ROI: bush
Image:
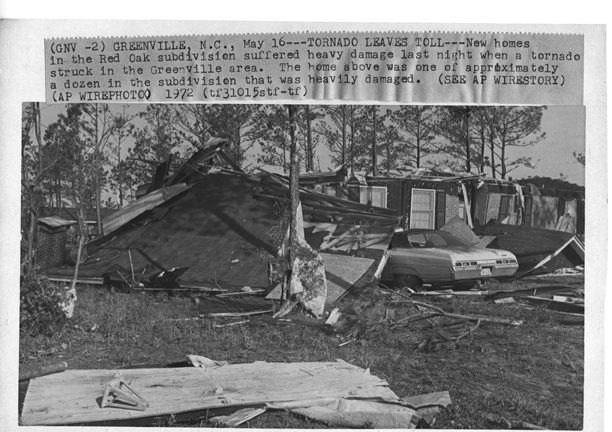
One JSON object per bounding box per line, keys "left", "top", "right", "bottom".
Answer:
{"left": 20, "top": 267, "right": 67, "bottom": 336}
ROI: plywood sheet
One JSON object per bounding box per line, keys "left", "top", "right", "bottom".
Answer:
{"left": 266, "top": 254, "right": 375, "bottom": 304}
{"left": 321, "top": 253, "right": 375, "bottom": 303}
{"left": 21, "top": 361, "right": 399, "bottom": 425}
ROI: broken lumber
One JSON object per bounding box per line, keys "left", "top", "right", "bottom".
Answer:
{"left": 209, "top": 407, "right": 266, "bottom": 427}
{"left": 380, "top": 290, "right": 524, "bottom": 326}
{"left": 411, "top": 290, "right": 489, "bottom": 297}
{"left": 19, "top": 361, "right": 68, "bottom": 382}
{"left": 319, "top": 226, "right": 360, "bottom": 250}
{"left": 411, "top": 301, "right": 523, "bottom": 326}
{"left": 20, "top": 361, "right": 405, "bottom": 426}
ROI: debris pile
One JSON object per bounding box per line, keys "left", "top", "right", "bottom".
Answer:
{"left": 472, "top": 221, "right": 585, "bottom": 276}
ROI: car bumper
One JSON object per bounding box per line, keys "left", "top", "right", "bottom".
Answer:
{"left": 451, "top": 264, "right": 518, "bottom": 281}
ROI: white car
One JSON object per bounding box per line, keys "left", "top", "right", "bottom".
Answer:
{"left": 381, "top": 229, "right": 519, "bottom": 291}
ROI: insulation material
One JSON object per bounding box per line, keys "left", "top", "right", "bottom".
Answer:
{"left": 58, "top": 287, "right": 77, "bottom": 319}
{"left": 268, "top": 391, "right": 451, "bottom": 429}
{"left": 290, "top": 235, "right": 327, "bottom": 318}
{"left": 555, "top": 214, "right": 576, "bottom": 233}
{"left": 269, "top": 397, "right": 421, "bottom": 428}
{"left": 531, "top": 195, "right": 561, "bottom": 230}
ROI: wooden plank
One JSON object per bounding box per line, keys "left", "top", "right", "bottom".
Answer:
{"left": 217, "top": 149, "right": 245, "bottom": 173}
{"left": 304, "top": 208, "right": 398, "bottom": 223}
{"left": 166, "top": 137, "right": 227, "bottom": 185}
{"left": 320, "top": 226, "right": 360, "bottom": 250}
{"left": 19, "top": 362, "right": 68, "bottom": 381}
{"left": 102, "top": 183, "right": 192, "bottom": 235}
{"left": 21, "top": 362, "right": 399, "bottom": 425}
{"left": 303, "top": 202, "right": 398, "bottom": 219}
{"left": 257, "top": 171, "right": 397, "bottom": 215}
{"left": 47, "top": 276, "right": 104, "bottom": 285}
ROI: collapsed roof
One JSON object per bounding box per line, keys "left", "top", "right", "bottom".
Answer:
{"left": 46, "top": 138, "right": 400, "bottom": 299}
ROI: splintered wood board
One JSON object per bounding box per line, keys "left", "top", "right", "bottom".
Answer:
{"left": 21, "top": 361, "right": 398, "bottom": 425}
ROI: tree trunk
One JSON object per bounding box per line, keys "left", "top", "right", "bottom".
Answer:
{"left": 288, "top": 105, "right": 300, "bottom": 253}
{"left": 350, "top": 106, "right": 355, "bottom": 176}
{"left": 287, "top": 105, "right": 300, "bottom": 299}
{"left": 118, "top": 141, "right": 124, "bottom": 207}
{"left": 341, "top": 106, "right": 346, "bottom": 166}
{"left": 305, "top": 105, "right": 313, "bottom": 172}
{"left": 94, "top": 105, "right": 103, "bottom": 236}
{"left": 500, "top": 142, "right": 507, "bottom": 179}
{"left": 27, "top": 102, "right": 44, "bottom": 269}
{"left": 372, "top": 106, "right": 377, "bottom": 177}
{"left": 489, "top": 125, "right": 497, "bottom": 179}
{"left": 464, "top": 108, "right": 471, "bottom": 173}
{"left": 26, "top": 196, "right": 37, "bottom": 270}
{"left": 71, "top": 205, "right": 88, "bottom": 291}
{"left": 416, "top": 121, "right": 421, "bottom": 168}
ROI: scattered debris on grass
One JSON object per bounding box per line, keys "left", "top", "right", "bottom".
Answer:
{"left": 487, "top": 285, "right": 584, "bottom": 314}
{"left": 486, "top": 414, "right": 550, "bottom": 430}
{"left": 324, "top": 286, "right": 524, "bottom": 352}
{"left": 198, "top": 295, "right": 274, "bottom": 318}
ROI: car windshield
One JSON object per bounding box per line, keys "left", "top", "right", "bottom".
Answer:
{"left": 401, "top": 231, "right": 469, "bottom": 248}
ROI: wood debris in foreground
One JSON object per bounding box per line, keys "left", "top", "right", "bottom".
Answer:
{"left": 20, "top": 360, "right": 450, "bottom": 428}
{"left": 19, "top": 361, "right": 68, "bottom": 382}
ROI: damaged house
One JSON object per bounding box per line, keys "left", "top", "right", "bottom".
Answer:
{"left": 362, "top": 171, "right": 584, "bottom": 236}
{"left": 41, "top": 138, "right": 399, "bottom": 306}
{"left": 296, "top": 168, "right": 584, "bottom": 277}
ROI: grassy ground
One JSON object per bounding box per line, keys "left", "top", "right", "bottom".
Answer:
{"left": 19, "top": 275, "right": 584, "bottom": 429}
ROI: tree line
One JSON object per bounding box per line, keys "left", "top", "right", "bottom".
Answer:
{"left": 21, "top": 103, "right": 546, "bottom": 268}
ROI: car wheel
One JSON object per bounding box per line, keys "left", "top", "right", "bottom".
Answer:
{"left": 393, "top": 274, "right": 424, "bottom": 292}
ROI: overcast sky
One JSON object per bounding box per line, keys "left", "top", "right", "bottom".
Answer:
{"left": 33, "top": 103, "right": 586, "bottom": 187}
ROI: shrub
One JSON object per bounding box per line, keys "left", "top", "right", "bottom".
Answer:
{"left": 20, "top": 267, "right": 67, "bottom": 336}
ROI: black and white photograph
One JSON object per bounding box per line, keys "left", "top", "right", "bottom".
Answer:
{"left": 0, "top": 16, "right": 606, "bottom": 432}
{"left": 17, "top": 102, "right": 586, "bottom": 428}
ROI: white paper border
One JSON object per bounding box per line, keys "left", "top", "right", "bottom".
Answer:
{"left": 0, "top": 19, "right": 607, "bottom": 432}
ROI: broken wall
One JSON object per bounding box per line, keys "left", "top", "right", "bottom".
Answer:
{"left": 532, "top": 195, "right": 561, "bottom": 230}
